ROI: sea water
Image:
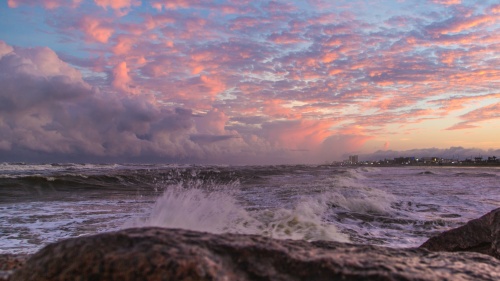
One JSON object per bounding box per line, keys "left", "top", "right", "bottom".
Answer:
{"left": 1, "top": 163, "right": 499, "bottom": 254}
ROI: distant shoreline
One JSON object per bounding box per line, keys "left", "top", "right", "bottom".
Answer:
{"left": 329, "top": 163, "right": 500, "bottom": 167}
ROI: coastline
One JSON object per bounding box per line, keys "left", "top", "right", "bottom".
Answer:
{"left": 329, "top": 162, "right": 500, "bottom": 168}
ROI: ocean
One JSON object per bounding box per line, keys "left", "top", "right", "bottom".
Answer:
{"left": 1, "top": 163, "right": 499, "bottom": 255}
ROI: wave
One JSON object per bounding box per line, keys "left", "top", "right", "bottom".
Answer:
{"left": 415, "top": 170, "right": 500, "bottom": 178}
{"left": 417, "top": 171, "right": 437, "bottom": 175}
{"left": 0, "top": 166, "right": 251, "bottom": 194}
{"left": 125, "top": 166, "right": 396, "bottom": 244}
{"left": 126, "top": 183, "right": 350, "bottom": 242}
{"left": 453, "top": 172, "right": 499, "bottom": 178}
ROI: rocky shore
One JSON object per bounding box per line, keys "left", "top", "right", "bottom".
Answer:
{"left": 420, "top": 207, "right": 500, "bottom": 258}
{"left": 0, "top": 254, "right": 28, "bottom": 281}
{"left": 4, "top": 208, "right": 500, "bottom": 281}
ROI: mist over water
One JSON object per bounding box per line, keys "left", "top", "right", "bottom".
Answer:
{"left": 1, "top": 163, "right": 499, "bottom": 254}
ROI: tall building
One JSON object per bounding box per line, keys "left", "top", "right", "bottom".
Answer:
{"left": 349, "top": 155, "right": 358, "bottom": 164}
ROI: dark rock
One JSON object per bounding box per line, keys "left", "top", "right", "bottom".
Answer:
{"left": 12, "top": 227, "right": 500, "bottom": 281}
{"left": 0, "top": 254, "right": 28, "bottom": 281}
{"left": 420, "top": 208, "right": 500, "bottom": 259}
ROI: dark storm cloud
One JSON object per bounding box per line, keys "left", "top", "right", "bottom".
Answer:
{"left": 0, "top": 42, "right": 200, "bottom": 161}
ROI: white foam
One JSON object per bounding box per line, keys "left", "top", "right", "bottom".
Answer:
{"left": 0, "top": 198, "right": 151, "bottom": 254}
{"left": 127, "top": 183, "right": 350, "bottom": 242}
{"left": 127, "top": 185, "right": 252, "bottom": 233}
{"left": 253, "top": 196, "right": 350, "bottom": 242}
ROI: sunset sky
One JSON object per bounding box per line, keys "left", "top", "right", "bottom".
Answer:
{"left": 1, "top": 0, "right": 500, "bottom": 164}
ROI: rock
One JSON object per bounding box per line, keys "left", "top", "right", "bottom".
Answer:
{"left": 12, "top": 227, "right": 500, "bottom": 281}
{"left": 0, "top": 254, "right": 28, "bottom": 281}
{"left": 420, "top": 208, "right": 500, "bottom": 259}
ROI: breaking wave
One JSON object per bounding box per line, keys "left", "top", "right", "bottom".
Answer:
{"left": 126, "top": 182, "right": 350, "bottom": 242}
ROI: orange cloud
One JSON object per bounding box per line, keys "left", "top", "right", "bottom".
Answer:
{"left": 383, "top": 141, "right": 390, "bottom": 150}
{"left": 262, "top": 99, "right": 301, "bottom": 119}
{"left": 430, "top": 94, "right": 500, "bottom": 113}
{"left": 431, "top": 0, "right": 461, "bottom": 5}
{"left": 489, "top": 4, "right": 500, "bottom": 14}
{"left": 263, "top": 119, "right": 336, "bottom": 149}
{"left": 446, "top": 102, "right": 500, "bottom": 130}
{"left": 439, "top": 50, "right": 464, "bottom": 65}
{"left": 321, "top": 52, "right": 338, "bottom": 64}
{"left": 433, "top": 15, "right": 496, "bottom": 35}
{"left": 446, "top": 122, "right": 478, "bottom": 130}
{"left": 461, "top": 102, "right": 500, "bottom": 121}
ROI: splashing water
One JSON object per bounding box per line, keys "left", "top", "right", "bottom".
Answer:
{"left": 127, "top": 182, "right": 349, "bottom": 242}
{"left": 127, "top": 184, "right": 253, "bottom": 234}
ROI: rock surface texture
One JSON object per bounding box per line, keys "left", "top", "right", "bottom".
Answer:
{"left": 12, "top": 227, "right": 500, "bottom": 281}
{"left": 420, "top": 207, "right": 500, "bottom": 259}
{"left": 0, "top": 254, "right": 28, "bottom": 281}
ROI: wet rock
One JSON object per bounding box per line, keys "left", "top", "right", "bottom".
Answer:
{"left": 12, "top": 227, "right": 500, "bottom": 281}
{"left": 420, "top": 208, "right": 500, "bottom": 259}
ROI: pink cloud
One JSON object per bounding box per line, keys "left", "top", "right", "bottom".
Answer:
{"left": 431, "top": 0, "right": 461, "bottom": 5}
{"left": 430, "top": 94, "right": 500, "bottom": 113}
{"left": 79, "top": 16, "right": 114, "bottom": 43}
{"left": 6, "top": 1, "right": 500, "bottom": 162}
{"left": 268, "top": 32, "right": 305, "bottom": 45}
{"left": 446, "top": 102, "right": 500, "bottom": 130}
{"left": 262, "top": 99, "right": 301, "bottom": 119}
{"left": 489, "top": 4, "right": 500, "bottom": 14}
{"left": 429, "top": 15, "right": 496, "bottom": 35}
{"left": 94, "top": 0, "right": 139, "bottom": 10}
{"left": 143, "top": 14, "right": 176, "bottom": 30}
{"left": 0, "top": 41, "right": 14, "bottom": 57}
{"left": 261, "top": 119, "right": 338, "bottom": 151}
{"left": 194, "top": 109, "right": 228, "bottom": 135}
{"left": 383, "top": 141, "right": 390, "bottom": 150}
{"left": 8, "top": 0, "right": 81, "bottom": 9}
{"left": 150, "top": 0, "right": 202, "bottom": 10}
{"left": 445, "top": 122, "right": 478, "bottom": 130}
{"left": 112, "top": 61, "right": 132, "bottom": 92}
{"left": 112, "top": 36, "right": 135, "bottom": 55}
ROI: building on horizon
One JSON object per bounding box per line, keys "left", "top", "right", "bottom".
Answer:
{"left": 349, "top": 155, "right": 358, "bottom": 164}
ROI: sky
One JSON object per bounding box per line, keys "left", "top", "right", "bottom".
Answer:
{"left": 0, "top": 0, "right": 500, "bottom": 164}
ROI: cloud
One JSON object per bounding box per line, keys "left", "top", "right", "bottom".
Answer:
{"left": 7, "top": 0, "right": 81, "bottom": 9}
{"left": 94, "top": 0, "right": 140, "bottom": 11}
{"left": 0, "top": 41, "right": 14, "bottom": 57}
{"left": 446, "top": 102, "right": 500, "bottom": 130}
{"left": 489, "top": 4, "right": 500, "bottom": 14}
{"left": 112, "top": 61, "right": 132, "bottom": 92}
{"left": 431, "top": 0, "right": 461, "bottom": 6}
{"left": 427, "top": 15, "right": 496, "bottom": 35}
{"left": 5, "top": 1, "right": 500, "bottom": 163}
{"left": 189, "top": 134, "right": 237, "bottom": 145}
{"left": 0, "top": 42, "right": 200, "bottom": 161}
{"left": 79, "top": 16, "right": 114, "bottom": 43}
{"left": 268, "top": 32, "right": 306, "bottom": 44}
{"left": 0, "top": 42, "right": 350, "bottom": 164}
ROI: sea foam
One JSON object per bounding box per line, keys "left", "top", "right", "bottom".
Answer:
{"left": 126, "top": 181, "right": 349, "bottom": 242}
